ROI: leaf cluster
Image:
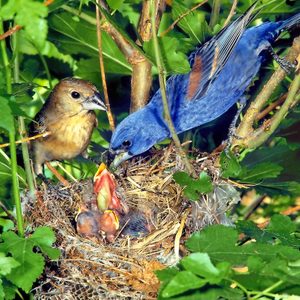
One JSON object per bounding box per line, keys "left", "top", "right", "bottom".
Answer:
{"left": 0, "top": 226, "right": 60, "bottom": 299}
{"left": 157, "top": 214, "right": 300, "bottom": 299}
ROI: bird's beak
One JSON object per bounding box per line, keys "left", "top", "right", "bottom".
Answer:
{"left": 111, "top": 150, "right": 133, "bottom": 168}
{"left": 83, "top": 92, "right": 107, "bottom": 111}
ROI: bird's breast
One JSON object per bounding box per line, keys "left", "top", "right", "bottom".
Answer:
{"left": 39, "top": 111, "right": 96, "bottom": 161}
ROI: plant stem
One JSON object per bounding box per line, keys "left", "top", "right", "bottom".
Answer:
{"left": 209, "top": 0, "right": 221, "bottom": 28}
{"left": 252, "top": 280, "right": 284, "bottom": 300}
{"left": 1, "top": 18, "right": 24, "bottom": 236}
{"left": 9, "top": 130, "right": 24, "bottom": 236}
{"left": 150, "top": 0, "right": 195, "bottom": 176}
{"left": 0, "top": 21, "right": 12, "bottom": 94}
{"left": 233, "top": 36, "right": 300, "bottom": 150}
{"left": 248, "top": 71, "right": 300, "bottom": 148}
{"left": 13, "top": 33, "right": 36, "bottom": 196}
{"left": 39, "top": 52, "right": 52, "bottom": 89}
{"left": 95, "top": 0, "right": 115, "bottom": 131}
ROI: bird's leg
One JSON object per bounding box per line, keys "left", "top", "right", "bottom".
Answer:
{"left": 225, "top": 97, "right": 247, "bottom": 152}
{"left": 36, "top": 173, "right": 52, "bottom": 186}
{"left": 268, "top": 46, "right": 297, "bottom": 73}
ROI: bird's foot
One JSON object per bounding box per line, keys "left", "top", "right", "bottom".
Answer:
{"left": 268, "top": 46, "right": 297, "bottom": 73}
{"left": 225, "top": 99, "right": 247, "bottom": 152}
{"left": 36, "top": 174, "right": 52, "bottom": 186}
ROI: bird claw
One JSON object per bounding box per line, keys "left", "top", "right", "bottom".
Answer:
{"left": 36, "top": 174, "right": 52, "bottom": 186}
{"left": 268, "top": 46, "right": 296, "bottom": 73}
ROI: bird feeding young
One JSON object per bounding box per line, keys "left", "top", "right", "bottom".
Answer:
{"left": 110, "top": 6, "right": 300, "bottom": 167}
{"left": 30, "top": 78, "right": 107, "bottom": 175}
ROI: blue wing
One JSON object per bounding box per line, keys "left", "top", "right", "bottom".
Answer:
{"left": 185, "top": 2, "right": 257, "bottom": 100}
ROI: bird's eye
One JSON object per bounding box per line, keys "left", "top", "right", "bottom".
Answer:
{"left": 71, "top": 91, "right": 81, "bottom": 99}
{"left": 122, "top": 140, "right": 132, "bottom": 148}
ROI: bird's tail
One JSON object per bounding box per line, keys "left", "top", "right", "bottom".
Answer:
{"left": 276, "top": 12, "right": 300, "bottom": 34}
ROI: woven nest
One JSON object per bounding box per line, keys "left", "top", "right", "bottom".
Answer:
{"left": 24, "top": 146, "right": 241, "bottom": 299}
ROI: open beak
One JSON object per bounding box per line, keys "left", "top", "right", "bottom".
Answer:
{"left": 110, "top": 150, "right": 133, "bottom": 168}
{"left": 83, "top": 91, "right": 107, "bottom": 111}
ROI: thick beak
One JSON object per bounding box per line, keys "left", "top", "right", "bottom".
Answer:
{"left": 83, "top": 91, "right": 107, "bottom": 111}
{"left": 110, "top": 150, "right": 133, "bottom": 168}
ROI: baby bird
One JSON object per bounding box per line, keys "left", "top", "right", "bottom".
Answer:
{"left": 30, "top": 78, "right": 106, "bottom": 174}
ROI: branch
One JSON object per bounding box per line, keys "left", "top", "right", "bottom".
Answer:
{"left": 96, "top": 0, "right": 115, "bottom": 131}
{"left": 0, "top": 25, "right": 22, "bottom": 41}
{"left": 256, "top": 93, "right": 287, "bottom": 121}
{"left": 160, "top": 0, "right": 208, "bottom": 37}
{"left": 232, "top": 36, "right": 300, "bottom": 150}
{"left": 223, "top": 0, "right": 238, "bottom": 28}
{"left": 63, "top": 3, "right": 155, "bottom": 113}
{"left": 150, "top": 0, "right": 195, "bottom": 176}
{"left": 131, "top": 1, "right": 156, "bottom": 112}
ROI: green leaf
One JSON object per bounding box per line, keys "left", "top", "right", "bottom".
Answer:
{"left": 186, "top": 225, "right": 300, "bottom": 266}
{"left": 196, "top": 172, "right": 213, "bottom": 194}
{"left": 220, "top": 151, "right": 242, "bottom": 178}
{"left": 155, "top": 267, "right": 180, "bottom": 281}
{"left": 48, "top": 12, "right": 132, "bottom": 75}
{"left": 0, "top": 97, "right": 15, "bottom": 134}
{"left": 181, "top": 253, "right": 222, "bottom": 283}
{"left": 171, "top": 0, "right": 209, "bottom": 45}
{"left": 0, "top": 0, "right": 48, "bottom": 50}
{"left": 1, "top": 231, "right": 45, "bottom": 293}
{"left": 173, "top": 171, "right": 191, "bottom": 186}
{"left": 30, "top": 227, "right": 60, "bottom": 260}
{"left": 0, "top": 227, "right": 59, "bottom": 293}
{"left": 144, "top": 36, "right": 190, "bottom": 74}
{"left": 0, "top": 218, "right": 14, "bottom": 232}
{"left": 162, "top": 271, "right": 207, "bottom": 298}
{"left": 173, "top": 171, "right": 213, "bottom": 200}
{"left": 239, "top": 162, "right": 283, "bottom": 183}
{"left": 0, "top": 253, "right": 20, "bottom": 276}
{"left": 107, "top": 0, "right": 125, "bottom": 10}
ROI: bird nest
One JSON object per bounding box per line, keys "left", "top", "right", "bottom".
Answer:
{"left": 25, "top": 146, "right": 240, "bottom": 299}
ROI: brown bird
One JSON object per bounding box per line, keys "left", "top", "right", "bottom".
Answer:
{"left": 30, "top": 78, "right": 106, "bottom": 174}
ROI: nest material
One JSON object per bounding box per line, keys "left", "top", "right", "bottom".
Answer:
{"left": 25, "top": 147, "right": 240, "bottom": 299}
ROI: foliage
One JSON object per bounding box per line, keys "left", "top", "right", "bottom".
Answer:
{"left": 173, "top": 171, "right": 213, "bottom": 200}
{"left": 0, "top": 226, "right": 60, "bottom": 299}
{"left": 157, "top": 214, "right": 300, "bottom": 299}
{"left": 0, "top": 0, "right": 299, "bottom": 298}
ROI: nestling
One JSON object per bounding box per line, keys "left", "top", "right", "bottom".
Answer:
{"left": 30, "top": 78, "right": 106, "bottom": 174}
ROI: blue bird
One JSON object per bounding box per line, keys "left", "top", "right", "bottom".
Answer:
{"left": 110, "top": 5, "right": 300, "bottom": 166}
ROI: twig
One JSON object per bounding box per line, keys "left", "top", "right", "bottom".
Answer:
{"left": 243, "top": 194, "right": 267, "bottom": 220}
{"left": 160, "top": 0, "right": 208, "bottom": 37}
{"left": 223, "top": 0, "right": 238, "bottom": 28}
{"left": 45, "top": 162, "right": 70, "bottom": 187}
{"left": 96, "top": 0, "right": 115, "bottom": 131}
{"left": 233, "top": 36, "right": 300, "bottom": 150}
{"left": 174, "top": 209, "right": 190, "bottom": 260}
{"left": 256, "top": 93, "right": 287, "bottom": 121}
{"left": 0, "top": 25, "right": 22, "bottom": 41}
{"left": 0, "top": 202, "right": 16, "bottom": 223}
{"left": 150, "top": 0, "right": 196, "bottom": 177}
{"left": 0, "top": 132, "right": 51, "bottom": 148}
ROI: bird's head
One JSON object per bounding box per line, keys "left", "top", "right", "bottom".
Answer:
{"left": 110, "top": 107, "right": 169, "bottom": 167}
{"left": 51, "top": 78, "right": 106, "bottom": 115}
